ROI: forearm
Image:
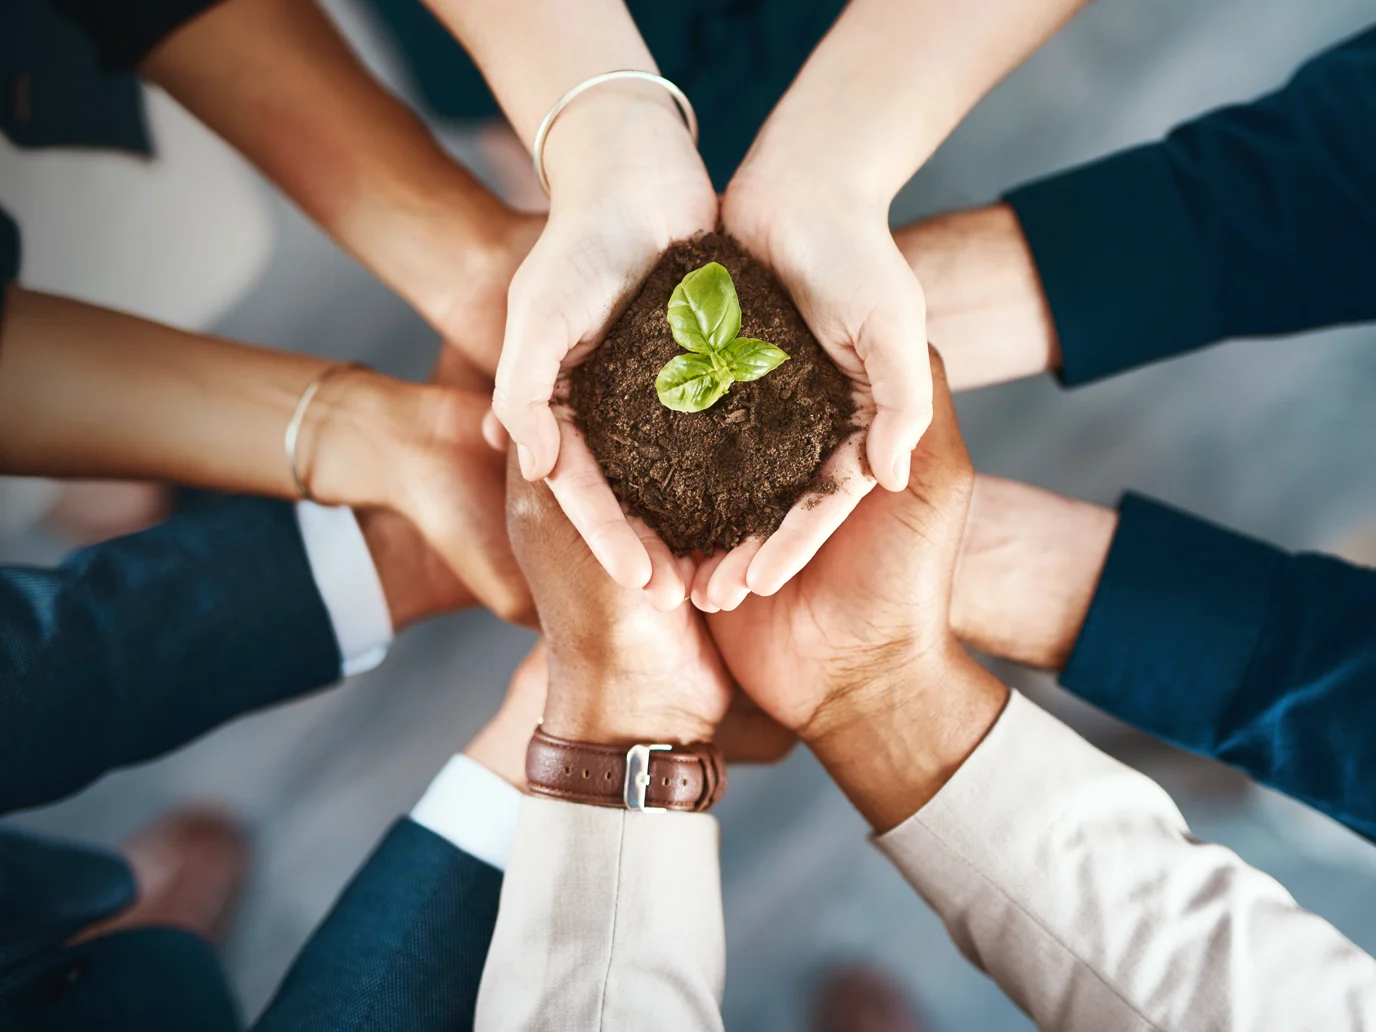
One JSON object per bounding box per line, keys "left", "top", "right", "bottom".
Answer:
{"left": 806, "top": 647, "right": 1010, "bottom": 833}
{"left": 425, "top": 0, "right": 693, "bottom": 191}
{"left": 739, "top": 0, "right": 1088, "bottom": 204}
{"left": 1004, "top": 26, "right": 1376, "bottom": 385}
{"left": 896, "top": 205, "right": 1060, "bottom": 390}
{"left": 0, "top": 286, "right": 413, "bottom": 510}
{"left": 422, "top": 0, "right": 657, "bottom": 144}
{"left": 950, "top": 475, "right": 1115, "bottom": 669}
{"left": 870, "top": 689, "right": 1376, "bottom": 1031}
{"left": 140, "top": 0, "right": 509, "bottom": 314}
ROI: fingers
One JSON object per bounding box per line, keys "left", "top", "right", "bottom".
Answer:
{"left": 699, "top": 537, "right": 763, "bottom": 612}
{"left": 542, "top": 420, "right": 654, "bottom": 590}
{"left": 913, "top": 345, "right": 966, "bottom": 465}
{"left": 482, "top": 409, "right": 509, "bottom": 452}
{"left": 689, "top": 551, "right": 729, "bottom": 612}
{"left": 629, "top": 515, "right": 689, "bottom": 611}
{"left": 744, "top": 434, "right": 877, "bottom": 596}
{"left": 856, "top": 279, "right": 934, "bottom": 492}
{"left": 492, "top": 299, "right": 567, "bottom": 481}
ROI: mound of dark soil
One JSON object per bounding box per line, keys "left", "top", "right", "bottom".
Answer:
{"left": 570, "top": 233, "right": 855, "bottom": 555}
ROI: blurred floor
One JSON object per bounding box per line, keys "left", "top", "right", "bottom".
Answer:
{"left": 5, "top": 0, "right": 1376, "bottom": 1029}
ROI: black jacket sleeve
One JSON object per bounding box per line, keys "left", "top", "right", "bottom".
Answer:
{"left": 47, "top": 0, "right": 225, "bottom": 71}
{"left": 1005, "top": 24, "right": 1376, "bottom": 385}
{"left": 0, "top": 497, "right": 342, "bottom": 815}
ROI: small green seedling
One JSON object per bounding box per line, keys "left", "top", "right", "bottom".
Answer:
{"left": 655, "top": 262, "right": 790, "bottom": 413}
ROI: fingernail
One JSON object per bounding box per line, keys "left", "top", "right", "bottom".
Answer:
{"left": 892, "top": 453, "right": 909, "bottom": 488}
{"left": 517, "top": 444, "right": 537, "bottom": 479}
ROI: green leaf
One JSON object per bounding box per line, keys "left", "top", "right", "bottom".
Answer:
{"left": 722, "top": 337, "right": 790, "bottom": 382}
{"left": 666, "top": 262, "right": 741, "bottom": 354}
{"left": 655, "top": 353, "right": 732, "bottom": 412}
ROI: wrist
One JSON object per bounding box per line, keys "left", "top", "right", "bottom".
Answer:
{"left": 805, "top": 645, "right": 1009, "bottom": 833}
{"left": 895, "top": 203, "right": 1060, "bottom": 390}
{"left": 356, "top": 507, "right": 472, "bottom": 631}
{"left": 362, "top": 171, "right": 526, "bottom": 329}
{"left": 951, "top": 476, "right": 1116, "bottom": 670}
{"left": 303, "top": 369, "right": 424, "bottom": 513}
{"left": 541, "top": 663, "right": 718, "bottom": 747}
{"left": 542, "top": 88, "right": 705, "bottom": 201}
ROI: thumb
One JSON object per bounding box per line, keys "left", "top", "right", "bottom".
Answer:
{"left": 492, "top": 301, "right": 566, "bottom": 481}
{"left": 857, "top": 265, "right": 934, "bottom": 493}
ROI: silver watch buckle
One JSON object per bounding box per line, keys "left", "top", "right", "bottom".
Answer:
{"left": 623, "top": 744, "right": 672, "bottom": 813}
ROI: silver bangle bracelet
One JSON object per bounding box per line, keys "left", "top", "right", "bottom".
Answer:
{"left": 284, "top": 362, "right": 365, "bottom": 503}
{"left": 531, "top": 69, "right": 699, "bottom": 196}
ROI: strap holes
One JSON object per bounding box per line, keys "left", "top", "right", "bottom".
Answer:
{"left": 662, "top": 777, "right": 670, "bottom": 785}
{"left": 604, "top": 770, "right": 613, "bottom": 779}
{"left": 564, "top": 766, "right": 571, "bottom": 775}
{"left": 682, "top": 779, "right": 688, "bottom": 786}
{"left": 582, "top": 769, "right": 590, "bottom": 778}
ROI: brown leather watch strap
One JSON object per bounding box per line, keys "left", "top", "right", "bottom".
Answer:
{"left": 526, "top": 730, "right": 727, "bottom": 812}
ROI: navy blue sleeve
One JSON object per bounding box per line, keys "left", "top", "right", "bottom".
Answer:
{"left": 253, "top": 819, "right": 502, "bottom": 1032}
{"left": 1006, "top": 25, "right": 1376, "bottom": 386}
{"left": 46, "top": 0, "right": 225, "bottom": 71}
{"left": 0, "top": 497, "right": 342, "bottom": 815}
{"left": 1061, "top": 494, "right": 1376, "bottom": 842}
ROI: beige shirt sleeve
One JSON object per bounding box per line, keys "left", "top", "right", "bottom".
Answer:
{"left": 474, "top": 794, "right": 725, "bottom": 1032}
{"left": 876, "top": 690, "right": 1376, "bottom": 1032}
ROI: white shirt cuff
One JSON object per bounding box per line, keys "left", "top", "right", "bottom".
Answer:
{"left": 411, "top": 754, "right": 524, "bottom": 872}
{"left": 296, "top": 501, "right": 393, "bottom": 677}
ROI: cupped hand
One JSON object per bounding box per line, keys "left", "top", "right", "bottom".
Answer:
{"left": 493, "top": 97, "right": 717, "bottom": 604}
{"left": 506, "top": 446, "right": 732, "bottom": 747}
{"left": 707, "top": 348, "right": 966, "bottom": 738}
{"left": 700, "top": 175, "right": 934, "bottom": 609}
{"left": 315, "top": 378, "right": 532, "bottom": 626}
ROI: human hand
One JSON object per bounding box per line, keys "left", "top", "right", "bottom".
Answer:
{"left": 412, "top": 205, "right": 543, "bottom": 380}
{"left": 709, "top": 349, "right": 1007, "bottom": 830}
{"left": 892, "top": 203, "right": 1060, "bottom": 391}
{"left": 952, "top": 475, "right": 1115, "bottom": 670}
{"left": 701, "top": 171, "right": 933, "bottom": 608}
{"left": 506, "top": 446, "right": 731, "bottom": 747}
{"left": 492, "top": 90, "right": 717, "bottom": 603}
{"left": 308, "top": 372, "right": 532, "bottom": 626}
{"left": 465, "top": 640, "right": 550, "bottom": 789}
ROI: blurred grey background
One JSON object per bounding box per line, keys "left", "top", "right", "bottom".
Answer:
{"left": 4, "top": 0, "right": 1376, "bottom": 1028}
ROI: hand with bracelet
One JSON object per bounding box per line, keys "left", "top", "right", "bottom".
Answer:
{"left": 0, "top": 285, "right": 530, "bottom": 625}
{"left": 430, "top": 1, "right": 717, "bottom": 607}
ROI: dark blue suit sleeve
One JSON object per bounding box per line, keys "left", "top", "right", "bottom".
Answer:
{"left": 0, "top": 497, "right": 342, "bottom": 815}
{"left": 1006, "top": 25, "right": 1376, "bottom": 385}
{"left": 253, "top": 819, "right": 502, "bottom": 1032}
{"left": 1061, "top": 494, "right": 1376, "bottom": 842}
